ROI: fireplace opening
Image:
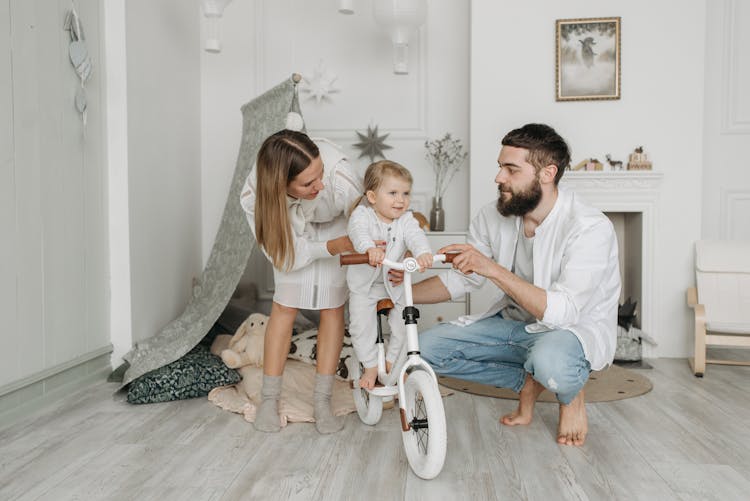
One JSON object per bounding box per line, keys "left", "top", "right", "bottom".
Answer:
{"left": 607, "top": 212, "right": 643, "bottom": 328}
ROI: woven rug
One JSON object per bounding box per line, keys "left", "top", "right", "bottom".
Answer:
{"left": 438, "top": 364, "right": 652, "bottom": 402}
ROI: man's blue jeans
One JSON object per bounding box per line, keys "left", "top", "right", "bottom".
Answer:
{"left": 420, "top": 312, "right": 590, "bottom": 404}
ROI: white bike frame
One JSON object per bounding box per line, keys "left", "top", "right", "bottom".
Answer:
{"left": 387, "top": 256, "right": 442, "bottom": 418}
{"left": 342, "top": 252, "right": 452, "bottom": 479}
{"left": 346, "top": 254, "right": 451, "bottom": 425}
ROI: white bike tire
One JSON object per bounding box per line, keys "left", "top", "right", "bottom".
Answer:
{"left": 351, "top": 356, "right": 383, "bottom": 425}
{"left": 401, "top": 370, "right": 447, "bottom": 479}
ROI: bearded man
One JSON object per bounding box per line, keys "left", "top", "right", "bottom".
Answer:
{"left": 411, "top": 123, "right": 621, "bottom": 446}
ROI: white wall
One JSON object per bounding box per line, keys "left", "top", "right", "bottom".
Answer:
{"left": 104, "top": 0, "right": 131, "bottom": 365}
{"left": 470, "top": 0, "right": 707, "bottom": 357}
{"left": 200, "top": 0, "right": 470, "bottom": 267}
{"left": 701, "top": 0, "right": 750, "bottom": 241}
{"left": 0, "top": 0, "right": 109, "bottom": 391}
{"left": 114, "top": 0, "right": 745, "bottom": 361}
{"left": 125, "top": 0, "right": 203, "bottom": 344}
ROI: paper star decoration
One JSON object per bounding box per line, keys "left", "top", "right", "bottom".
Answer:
{"left": 300, "top": 62, "right": 340, "bottom": 104}
{"left": 353, "top": 125, "right": 393, "bottom": 162}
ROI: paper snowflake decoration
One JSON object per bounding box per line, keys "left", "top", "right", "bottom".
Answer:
{"left": 353, "top": 125, "right": 392, "bottom": 163}
{"left": 300, "top": 62, "right": 340, "bottom": 104}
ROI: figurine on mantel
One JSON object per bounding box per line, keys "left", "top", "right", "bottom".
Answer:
{"left": 605, "top": 154, "right": 624, "bottom": 170}
{"left": 571, "top": 158, "right": 603, "bottom": 171}
{"left": 627, "top": 146, "right": 653, "bottom": 170}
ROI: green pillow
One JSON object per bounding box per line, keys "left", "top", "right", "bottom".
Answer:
{"left": 127, "top": 344, "right": 241, "bottom": 404}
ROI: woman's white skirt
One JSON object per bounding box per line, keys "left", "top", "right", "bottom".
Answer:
{"left": 272, "top": 215, "right": 349, "bottom": 310}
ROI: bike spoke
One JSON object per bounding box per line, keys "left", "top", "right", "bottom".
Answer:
{"left": 411, "top": 394, "right": 429, "bottom": 453}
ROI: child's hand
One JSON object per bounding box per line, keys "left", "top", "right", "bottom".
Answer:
{"left": 416, "top": 252, "right": 433, "bottom": 272}
{"left": 366, "top": 247, "right": 385, "bottom": 267}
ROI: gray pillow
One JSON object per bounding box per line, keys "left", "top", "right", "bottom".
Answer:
{"left": 127, "top": 344, "right": 241, "bottom": 404}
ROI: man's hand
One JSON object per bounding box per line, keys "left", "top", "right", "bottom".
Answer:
{"left": 439, "top": 243, "right": 497, "bottom": 278}
{"left": 387, "top": 269, "right": 404, "bottom": 285}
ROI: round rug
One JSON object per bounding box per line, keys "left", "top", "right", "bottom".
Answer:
{"left": 438, "top": 364, "right": 652, "bottom": 403}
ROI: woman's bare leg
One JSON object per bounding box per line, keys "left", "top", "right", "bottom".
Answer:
{"left": 262, "top": 302, "right": 298, "bottom": 376}
{"left": 315, "top": 305, "right": 345, "bottom": 374}
{"left": 254, "top": 302, "right": 298, "bottom": 433}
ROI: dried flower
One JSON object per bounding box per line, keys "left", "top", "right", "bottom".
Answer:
{"left": 425, "top": 133, "right": 468, "bottom": 199}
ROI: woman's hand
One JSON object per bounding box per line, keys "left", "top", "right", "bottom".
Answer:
{"left": 327, "top": 236, "right": 354, "bottom": 255}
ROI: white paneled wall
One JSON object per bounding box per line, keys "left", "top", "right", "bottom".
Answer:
{"left": 125, "top": 0, "right": 202, "bottom": 346}
{"left": 0, "top": 1, "right": 109, "bottom": 400}
{"left": 200, "top": 0, "right": 470, "bottom": 270}
{"left": 0, "top": 0, "right": 15, "bottom": 387}
{"left": 703, "top": 0, "right": 750, "bottom": 241}
{"left": 470, "top": 0, "right": 707, "bottom": 358}
{"left": 2, "top": 1, "right": 744, "bottom": 423}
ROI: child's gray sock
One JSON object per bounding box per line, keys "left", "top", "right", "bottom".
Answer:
{"left": 314, "top": 373, "right": 344, "bottom": 434}
{"left": 254, "top": 375, "right": 282, "bottom": 433}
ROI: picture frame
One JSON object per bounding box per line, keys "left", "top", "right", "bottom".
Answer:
{"left": 556, "top": 17, "right": 621, "bottom": 101}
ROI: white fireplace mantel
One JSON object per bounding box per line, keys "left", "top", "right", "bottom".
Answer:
{"left": 560, "top": 171, "right": 663, "bottom": 204}
{"left": 560, "top": 170, "right": 664, "bottom": 356}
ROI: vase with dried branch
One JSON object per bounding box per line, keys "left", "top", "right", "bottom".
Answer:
{"left": 424, "top": 133, "right": 468, "bottom": 231}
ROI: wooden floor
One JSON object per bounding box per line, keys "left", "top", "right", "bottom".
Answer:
{"left": 2, "top": 358, "right": 750, "bottom": 501}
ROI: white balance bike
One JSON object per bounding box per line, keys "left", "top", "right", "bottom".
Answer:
{"left": 340, "top": 253, "right": 456, "bottom": 480}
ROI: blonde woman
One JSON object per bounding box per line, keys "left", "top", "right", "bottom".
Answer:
{"left": 240, "top": 130, "right": 362, "bottom": 433}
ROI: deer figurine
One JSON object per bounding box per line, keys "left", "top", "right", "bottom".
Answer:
{"left": 605, "top": 154, "right": 623, "bottom": 170}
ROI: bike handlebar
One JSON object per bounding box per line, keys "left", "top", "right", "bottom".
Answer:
{"left": 340, "top": 253, "right": 458, "bottom": 267}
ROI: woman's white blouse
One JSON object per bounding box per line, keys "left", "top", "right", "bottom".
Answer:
{"left": 240, "top": 138, "right": 362, "bottom": 309}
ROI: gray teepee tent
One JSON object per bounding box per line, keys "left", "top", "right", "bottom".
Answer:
{"left": 120, "top": 76, "right": 299, "bottom": 387}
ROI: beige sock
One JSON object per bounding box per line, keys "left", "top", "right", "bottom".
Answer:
{"left": 254, "top": 375, "right": 282, "bottom": 433}
{"left": 313, "top": 373, "right": 344, "bottom": 434}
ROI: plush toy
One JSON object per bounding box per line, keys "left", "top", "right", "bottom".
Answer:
{"left": 220, "top": 313, "right": 269, "bottom": 369}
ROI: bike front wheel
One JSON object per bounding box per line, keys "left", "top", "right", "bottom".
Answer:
{"left": 401, "top": 370, "right": 447, "bottom": 479}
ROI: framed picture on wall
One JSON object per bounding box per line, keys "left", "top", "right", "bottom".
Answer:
{"left": 556, "top": 17, "right": 621, "bottom": 101}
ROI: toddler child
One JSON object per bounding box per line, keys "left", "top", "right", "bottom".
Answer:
{"left": 347, "top": 160, "right": 432, "bottom": 390}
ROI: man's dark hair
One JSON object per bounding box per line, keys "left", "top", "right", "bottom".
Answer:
{"left": 501, "top": 124, "right": 570, "bottom": 185}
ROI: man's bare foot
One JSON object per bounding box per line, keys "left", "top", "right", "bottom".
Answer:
{"left": 501, "top": 374, "right": 545, "bottom": 426}
{"left": 359, "top": 366, "right": 378, "bottom": 390}
{"left": 557, "top": 390, "right": 587, "bottom": 446}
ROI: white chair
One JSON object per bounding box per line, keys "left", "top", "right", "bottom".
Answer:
{"left": 688, "top": 240, "right": 750, "bottom": 377}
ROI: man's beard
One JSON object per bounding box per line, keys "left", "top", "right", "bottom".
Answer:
{"left": 496, "top": 177, "right": 542, "bottom": 217}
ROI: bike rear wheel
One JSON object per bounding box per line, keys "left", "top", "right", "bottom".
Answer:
{"left": 401, "top": 370, "right": 447, "bottom": 479}
{"left": 352, "top": 357, "right": 383, "bottom": 425}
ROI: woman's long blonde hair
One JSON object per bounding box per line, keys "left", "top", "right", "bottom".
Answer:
{"left": 255, "top": 130, "right": 319, "bottom": 271}
{"left": 350, "top": 160, "right": 413, "bottom": 214}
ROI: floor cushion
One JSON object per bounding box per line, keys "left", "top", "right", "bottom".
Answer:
{"left": 287, "top": 327, "right": 356, "bottom": 380}
{"left": 127, "top": 344, "right": 241, "bottom": 404}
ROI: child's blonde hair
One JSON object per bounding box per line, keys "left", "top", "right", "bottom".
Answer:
{"left": 350, "top": 160, "right": 414, "bottom": 213}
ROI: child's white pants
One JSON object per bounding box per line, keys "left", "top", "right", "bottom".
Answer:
{"left": 348, "top": 283, "right": 405, "bottom": 368}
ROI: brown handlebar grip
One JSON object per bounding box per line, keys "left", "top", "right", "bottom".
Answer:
{"left": 443, "top": 252, "right": 459, "bottom": 263}
{"left": 340, "top": 253, "right": 370, "bottom": 266}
